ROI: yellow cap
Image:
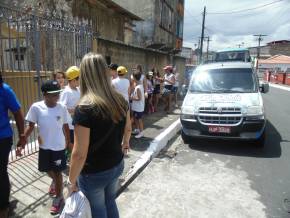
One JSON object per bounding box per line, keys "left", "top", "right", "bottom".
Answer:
{"left": 65, "top": 66, "right": 80, "bottom": 81}
{"left": 117, "top": 66, "right": 128, "bottom": 75}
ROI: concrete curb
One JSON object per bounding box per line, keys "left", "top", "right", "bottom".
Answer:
{"left": 117, "top": 119, "right": 181, "bottom": 196}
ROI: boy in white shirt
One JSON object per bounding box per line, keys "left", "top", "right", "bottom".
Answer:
{"left": 59, "top": 66, "right": 80, "bottom": 153}
{"left": 130, "top": 71, "right": 145, "bottom": 138}
{"left": 112, "top": 66, "right": 130, "bottom": 102}
{"left": 23, "top": 80, "right": 70, "bottom": 215}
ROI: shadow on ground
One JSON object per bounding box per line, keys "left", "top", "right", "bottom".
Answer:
{"left": 188, "top": 120, "right": 282, "bottom": 158}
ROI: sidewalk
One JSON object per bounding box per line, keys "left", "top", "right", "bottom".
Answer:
{"left": 8, "top": 104, "right": 181, "bottom": 218}
{"left": 268, "top": 82, "right": 290, "bottom": 92}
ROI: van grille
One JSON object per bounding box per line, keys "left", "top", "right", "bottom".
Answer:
{"left": 198, "top": 107, "right": 242, "bottom": 126}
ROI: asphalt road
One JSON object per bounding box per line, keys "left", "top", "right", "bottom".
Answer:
{"left": 118, "top": 86, "right": 290, "bottom": 218}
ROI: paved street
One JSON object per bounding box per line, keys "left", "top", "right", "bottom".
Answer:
{"left": 118, "top": 86, "right": 290, "bottom": 218}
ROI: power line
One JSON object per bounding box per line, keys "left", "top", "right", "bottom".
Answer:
{"left": 208, "top": 0, "right": 283, "bottom": 15}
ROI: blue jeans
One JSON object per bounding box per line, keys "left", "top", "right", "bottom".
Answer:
{"left": 78, "top": 159, "right": 124, "bottom": 218}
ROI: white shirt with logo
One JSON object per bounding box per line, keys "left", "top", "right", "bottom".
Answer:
{"left": 25, "top": 101, "right": 68, "bottom": 151}
{"left": 60, "top": 86, "right": 80, "bottom": 130}
{"left": 112, "top": 77, "right": 130, "bottom": 102}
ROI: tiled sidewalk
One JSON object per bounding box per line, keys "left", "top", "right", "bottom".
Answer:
{"left": 8, "top": 106, "right": 181, "bottom": 217}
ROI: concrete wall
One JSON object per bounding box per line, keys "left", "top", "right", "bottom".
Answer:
{"left": 270, "top": 44, "right": 290, "bottom": 57}
{"left": 95, "top": 38, "right": 185, "bottom": 82}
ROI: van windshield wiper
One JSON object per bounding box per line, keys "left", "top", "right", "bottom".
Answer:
{"left": 222, "top": 90, "right": 245, "bottom": 93}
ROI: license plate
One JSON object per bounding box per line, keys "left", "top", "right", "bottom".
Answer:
{"left": 208, "top": 126, "right": 231, "bottom": 134}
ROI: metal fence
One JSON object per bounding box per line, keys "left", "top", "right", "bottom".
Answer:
{"left": 0, "top": 4, "right": 95, "bottom": 162}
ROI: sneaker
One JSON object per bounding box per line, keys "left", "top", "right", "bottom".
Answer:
{"left": 132, "top": 129, "right": 140, "bottom": 135}
{"left": 50, "top": 197, "right": 64, "bottom": 215}
{"left": 135, "top": 132, "right": 144, "bottom": 139}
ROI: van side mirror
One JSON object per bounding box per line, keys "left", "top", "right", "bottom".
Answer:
{"left": 180, "top": 84, "right": 188, "bottom": 98}
{"left": 259, "top": 82, "right": 269, "bottom": 93}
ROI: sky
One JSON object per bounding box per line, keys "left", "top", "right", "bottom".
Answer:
{"left": 183, "top": 0, "right": 290, "bottom": 51}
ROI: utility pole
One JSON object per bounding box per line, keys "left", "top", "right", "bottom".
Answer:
{"left": 253, "top": 34, "right": 267, "bottom": 72}
{"left": 199, "top": 6, "right": 206, "bottom": 64}
{"left": 205, "top": 36, "right": 211, "bottom": 62}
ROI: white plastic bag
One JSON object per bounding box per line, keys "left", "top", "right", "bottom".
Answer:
{"left": 60, "top": 191, "right": 92, "bottom": 218}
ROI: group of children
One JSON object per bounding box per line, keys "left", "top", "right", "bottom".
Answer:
{"left": 16, "top": 62, "right": 179, "bottom": 215}
{"left": 110, "top": 63, "right": 179, "bottom": 139}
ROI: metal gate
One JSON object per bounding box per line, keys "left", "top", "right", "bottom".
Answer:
{"left": 0, "top": 4, "right": 95, "bottom": 162}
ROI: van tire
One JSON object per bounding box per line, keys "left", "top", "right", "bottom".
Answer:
{"left": 253, "top": 131, "right": 265, "bottom": 148}
{"left": 181, "top": 130, "right": 191, "bottom": 144}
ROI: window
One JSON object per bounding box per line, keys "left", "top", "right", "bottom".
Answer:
{"left": 190, "top": 68, "right": 257, "bottom": 93}
{"left": 176, "top": 19, "right": 183, "bottom": 38}
{"left": 160, "top": 1, "right": 173, "bottom": 31}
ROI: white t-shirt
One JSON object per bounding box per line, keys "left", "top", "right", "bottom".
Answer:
{"left": 112, "top": 77, "right": 130, "bottom": 102}
{"left": 131, "top": 84, "right": 145, "bottom": 112}
{"left": 60, "top": 86, "right": 80, "bottom": 130}
{"left": 164, "top": 73, "right": 175, "bottom": 86}
{"left": 174, "top": 73, "right": 180, "bottom": 87}
{"left": 25, "top": 101, "right": 68, "bottom": 151}
{"left": 131, "top": 74, "right": 145, "bottom": 83}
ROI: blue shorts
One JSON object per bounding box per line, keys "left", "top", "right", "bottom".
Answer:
{"left": 172, "top": 86, "right": 178, "bottom": 94}
{"left": 38, "top": 148, "right": 66, "bottom": 172}
{"left": 133, "top": 111, "right": 143, "bottom": 119}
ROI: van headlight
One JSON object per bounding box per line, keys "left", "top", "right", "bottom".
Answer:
{"left": 245, "top": 106, "right": 264, "bottom": 116}
{"left": 181, "top": 106, "right": 194, "bottom": 115}
{"left": 181, "top": 106, "right": 196, "bottom": 120}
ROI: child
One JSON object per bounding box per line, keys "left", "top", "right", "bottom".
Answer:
{"left": 112, "top": 66, "right": 130, "bottom": 102}
{"left": 59, "top": 66, "right": 80, "bottom": 158}
{"left": 23, "top": 80, "right": 70, "bottom": 215}
{"left": 152, "top": 69, "right": 163, "bottom": 112}
{"left": 53, "top": 70, "right": 66, "bottom": 89}
{"left": 130, "top": 71, "right": 145, "bottom": 138}
{"left": 172, "top": 68, "right": 180, "bottom": 107}
{"left": 145, "top": 71, "right": 154, "bottom": 113}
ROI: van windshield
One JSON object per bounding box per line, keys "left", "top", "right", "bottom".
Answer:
{"left": 215, "top": 51, "right": 250, "bottom": 62}
{"left": 189, "top": 68, "right": 257, "bottom": 93}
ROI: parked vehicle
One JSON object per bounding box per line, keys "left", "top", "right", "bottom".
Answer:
{"left": 180, "top": 64, "right": 197, "bottom": 98}
{"left": 214, "top": 48, "right": 251, "bottom": 63}
{"left": 180, "top": 62, "right": 269, "bottom": 147}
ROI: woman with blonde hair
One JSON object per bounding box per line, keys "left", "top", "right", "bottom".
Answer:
{"left": 67, "top": 53, "right": 131, "bottom": 218}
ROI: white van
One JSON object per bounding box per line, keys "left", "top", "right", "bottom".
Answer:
{"left": 180, "top": 62, "right": 269, "bottom": 147}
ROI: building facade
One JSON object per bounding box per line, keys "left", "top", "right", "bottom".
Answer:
{"left": 113, "top": 0, "right": 184, "bottom": 53}
{"left": 0, "top": 0, "right": 186, "bottom": 109}
{"left": 180, "top": 47, "right": 197, "bottom": 65}
{"left": 0, "top": 0, "right": 185, "bottom": 75}
{"left": 249, "top": 40, "right": 290, "bottom": 59}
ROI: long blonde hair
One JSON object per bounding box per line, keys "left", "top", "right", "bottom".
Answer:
{"left": 79, "top": 53, "right": 127, "bottom": 123}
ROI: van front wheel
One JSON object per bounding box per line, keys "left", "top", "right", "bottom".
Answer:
{"left": 181, "top": 130, "right": 192, "bottom": 145}
{"left": 253, "top": 131, "right": 265, "bottom": 148}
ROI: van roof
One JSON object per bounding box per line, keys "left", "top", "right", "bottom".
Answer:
{"left": 197, "top": 62, "right": 252, "bottom": 70}
{"left": 216, "top": 48, "right": 249, "bottom": 52}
